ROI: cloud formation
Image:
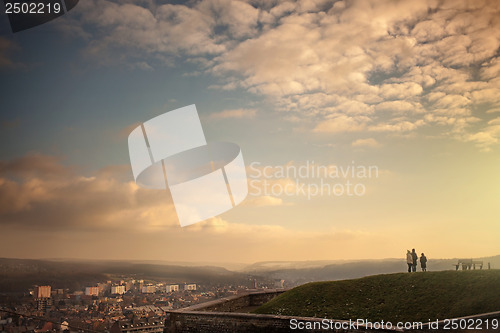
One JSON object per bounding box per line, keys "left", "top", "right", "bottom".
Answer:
{"left": 352, "top": 138, "right": 380, "bottom": 148}
{"left": 0, "top": 37, "right": 19, "bottom": 69}
{"left": 65, "top": 0, "right": 500, "bottom": 151}
{"left": 0, "top": 154, "right": 176, "bottom": 231}
{"left": 0, "top": 154, "right": 382, "bottom": 262}
{"left": 210, "top": 108, "right": 257, "bottom": 119}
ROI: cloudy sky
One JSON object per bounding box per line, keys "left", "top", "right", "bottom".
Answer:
{"left": 0, "top": 0, "right": 499, "bottom": 264}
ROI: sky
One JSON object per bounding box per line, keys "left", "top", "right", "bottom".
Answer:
{"left": 0, "top": 0, "right": 499, "bottom": 264}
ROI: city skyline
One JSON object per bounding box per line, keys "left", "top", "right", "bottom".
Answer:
{"left": 0, "top": 0, "right": 499, "bottom": 263}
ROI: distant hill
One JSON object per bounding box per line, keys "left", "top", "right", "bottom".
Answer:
{"left": 244, "top": 255, "right": 500, "bottom": 285}
{"left": 2, "top": 255, "right": 498, "bottom": 293}
{"left": 241, "top": 260, "right": 350, "bottom": 272}
{"left": 0, "top": 258, "right": 253, "bottom": 293}
{"left": 254, "top": 270, "right": 500, "bottom": 322}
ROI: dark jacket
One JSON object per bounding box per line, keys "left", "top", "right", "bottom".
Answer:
{"left": 411, "top": 251, "right": 418, "bottom": 264}
{"left": 420, "top": 255, "right": 427, "bottom": 267}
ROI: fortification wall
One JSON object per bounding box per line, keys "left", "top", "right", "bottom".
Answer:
{"left": 164, "top": 290, "right": 395, "bottom": 332}
{"left": 164, "top": 290, "right": 500, "bottom": 332}
{"left": 180, "top": 290, "right": 286, "bottom": 313}
{"left": 164, "top": 311, "right": 394, "bottom": 333}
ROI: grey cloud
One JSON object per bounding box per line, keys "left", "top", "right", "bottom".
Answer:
{"left": 0, "top": 154, "right": 178, "bottom": 230}
{"left": 0, "top": 37, "right": 20, "bottom": 69}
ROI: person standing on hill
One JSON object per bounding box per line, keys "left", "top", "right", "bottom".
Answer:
{"left": 406, "top": 250, "right": 413, "bottom": 272}
{"left": 420, "top": 253, "right": 427, "bottom": 272}
{"left": 411, "top": 249, "right": 418, "bottom": 272}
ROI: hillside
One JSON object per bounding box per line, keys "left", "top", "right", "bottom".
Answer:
{"left": 0, "top": 258, "right": 253, "bottom": 293}
{"left": 254, "top": 270, "right": 500, "bottom": 322}
{"left": 244, "top": 255, "right": 500, "bottom": 285}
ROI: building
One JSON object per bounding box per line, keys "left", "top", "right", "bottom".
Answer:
{"left": 274, "top": 279, "right": 285, "bottom": 288}
{"left": 85, "top": 286, "right": 99, "bottom": 296}
{"left": 141, "top": 284, "right": 156, "bottom": 294}
{"left": 60, "top": 321, "right": 69, "bottom": 331}
{"left": 33, "top": 286, "right": 52, "bottom": 311}
{"left": 125, "top": 281, "right": 134, "bottom": 291}
{"left": 34, "top": 286, "right": 51, "bottom": 298}
{"left": 98, "top": 282, "right": 110, "bottom": 294}
{"left": 111, "top": 285, "right": 126, "bottom": 295}
{"left": 35, "top": 297, "right": 52, "bottom": 311}
{"left": 110, "top": 317, "right": 164, "bottom": 333}
{"left": 184, "top": 284, "right": 196, "bottom": 291}
{"left": 165, "top": 284, "right": 179, "bottom": 293}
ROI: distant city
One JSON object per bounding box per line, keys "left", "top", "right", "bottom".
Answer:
{"left": 0, "top": 273, "right": 285, "bottom": 333}
{"left": 1, "top": 255, "right": 498, "bottom": 332}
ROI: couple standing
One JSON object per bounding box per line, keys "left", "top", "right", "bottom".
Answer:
{"left": 406, "top": 249, "right": 427, "bottom": 272}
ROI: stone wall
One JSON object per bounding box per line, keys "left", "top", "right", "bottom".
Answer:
{"left": 181, "top": 290, "right": 286, "bottom": 313}
{"left": 164, "top": 290, "right": 500, "bottom": 333}
{"left": 164, "top": 290, "right": 396, "bottom": 333}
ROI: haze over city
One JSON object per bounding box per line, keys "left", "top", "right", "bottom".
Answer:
{"left": 1, "top": 0, "right": 499, "bottom": 264}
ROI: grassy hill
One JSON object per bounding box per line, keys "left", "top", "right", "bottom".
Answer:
{"left": 254, "top": 270, "right": 500, "bottom": 322}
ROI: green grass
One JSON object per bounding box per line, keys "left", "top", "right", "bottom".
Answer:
{"left": 253, "top": 270, "right": 500, "bottom": 322}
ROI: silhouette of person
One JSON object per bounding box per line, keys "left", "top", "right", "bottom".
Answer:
{"left": 411, "top": 249, "right": 418, "bottom": 272}
{"left": 406, "top": 250, "right": 412, "bottom": 272}
{"left": 420, "top": 253, "right": 427, "bottom": 272}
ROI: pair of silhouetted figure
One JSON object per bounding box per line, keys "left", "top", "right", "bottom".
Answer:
{"left": 406, "top": 249, "right": 427, "bottom": 272}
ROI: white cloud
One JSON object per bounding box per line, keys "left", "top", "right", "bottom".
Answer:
{"left": 461, "top": 116, "right": 500, "bottom": 151}
{"left": 69, "top": 0, "right": 500, "bottom": 151}
{"left": 352, "top": 138, "right": 381, "bottom": 148}
{"left": 196, "top": 0, "right": 260, "bottom": 39}
{"left": 374, "top": 101, "right": 419, "bottom": 114}
{"left": 313, "top": 115, "right": 370, "bottom": 133}
{"left": 480, "top": 57, "right": 500, "bottom": 81}
{"left": 464, "top": 132, "right": 498, "bottom": 152}
{"left": 369, "top": 120, "right": 424, "bottom": 133}
{"left": 242, "top": 195, "right": 287, "bottom": 207}
{"left": 210, "top": 108, "right": 257, "bottom": 119}
{"left": 379, "top": 82, "right": 423, "bottom": 100}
